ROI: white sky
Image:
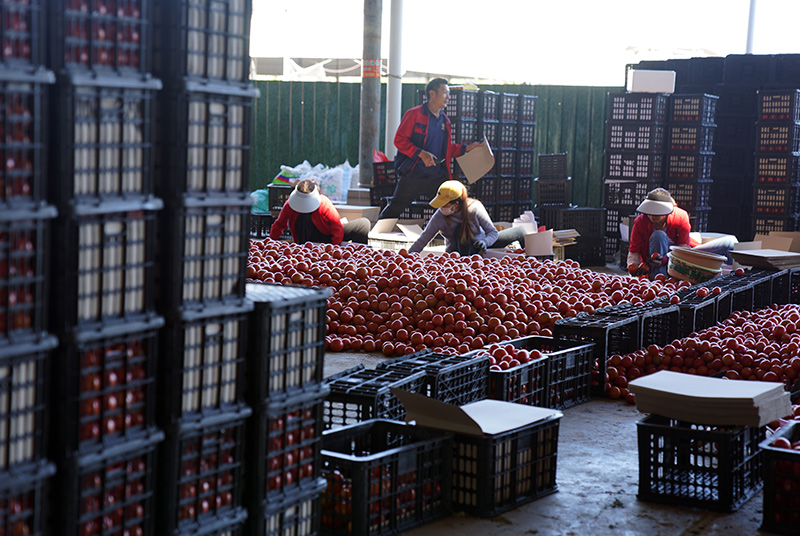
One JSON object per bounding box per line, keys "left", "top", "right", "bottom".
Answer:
{"left": 250, "top": 0, "right": 800, "bottom": 86}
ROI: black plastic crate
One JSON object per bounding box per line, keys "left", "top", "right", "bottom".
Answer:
{"left": 670, "top": 94, "right": 718, "bottom": 124}
{"left": 499, "top": 93, "right": 519, "bottom": 122}
{"left": 518, "top": 151, "right": 534, "bottom": 176}
{"left": 255, "top": 479, "right": 325, "bottom": 536}
{"left": 0, "top": 0, "right": 45, "bottom": 70}
{"left": 723, "top": 54, "right": 776, "bottom": 84}
{"left": 714, "top": 142, "right": 755, "bottom": 179}
{"left": 52, "top": 201, "right": 161, "bottom": 338}
{"left": 159, "top": 200, "right": 250, "bottom": 314}
{"left": 50, "top": 0, "right": 152, "bottom": 76}
{"left": 792, "top": 267, "right": 800, "bottom": 304}
{"left": 493, "top": 201, "right": 520, "bottom": 224}
{"left": 377, "top": 351, "right": 490, "bottom": 407}
{"left": 664, "top": 180, "right": 712, "bottom": 211}
{"left": 690, "top": 206, "right": 711, "bottom": 232}
{"left": 605, "top": 151, "right": 664, "bottom": 181}
{"left": 51, "top": 321, "right": 161, "bottom": 461}
{"left": 606, "top": 121, "right": 665, "bottom": 151}
{"left": 519, "top": 123, "right": 535, "bottom": 150}
{"left": 495, "top": 149, "right": 516, "bottom": 177}
{"left": 474, "top": 176, "right": 495, "bottom": 201}
{"left": 158, "top": 408, "right": 250, "bottom": 535}
{"left": 747, "top": 269, "right": 775, "bottom": 311}
{"left": 0, "top": 336, "right": 55, "bottom": 475}
{"left": 668, "top": 124, "right": 716, "bottom": 152}
{"left": 445, "top": 88, "right": 478, "bottom": 120}
{"left": 0, "top": 460, "right": 54, "bottom": 536}
{"left": 553, "top": 313, "right": 640, "bottom": 396}
{"left": 726, "top": 281, "right": 754, "bottom": 315}
{"left": 320, "top": 419, "right": 452, "bottom": 536}
{"left": 755, "top": 153, "right": 800, "bottom": 184}
{"left": 666, "top": 152, "right": 714, "bottom": 180}
{"left": 452, "top": 413, "right": 561, "bottom": 518}
{"left": 450, "top": 118, "right": 477, "bottom": 145}
{"left": 598, "top": 302, "right": 681, "bottom": 349}
{"left": 249, "top": 388, "right": 327, "bottom": 510}
{"left": 753, "top": 184, "right": 800, "bottom": 215}
{"left": 715, "top": 86, "right": 759, "bottom": 117}
{"left": 673, "top": 287, "right": 718, "bottom": 335}
{"left": 0, "top": 70, "right": 53, "bottom": 209}
{"left": 51, "top": 77, "right": 161, "bottom": 205}
{"left": 544, "top": 206, "right": 605, "bottom": 238}
{"left": 53, "top": 431, "right": 163, "bottom": 536}
{"left": 154, "top": 0, "right": 253, "bottom": 86}
{"left": 715, "top": 115, "right": 756, "bottom": 146}
{"left": 499, "top": 335, "right": 594, "bottom": 410}
{"left": 498, "top": 122, "right": 518, "bottom": 149}
{"left": 759, "top": 420, "right": 800, "bottom": 534}
{"left": 534, "top": 177, "right": 570, "bottom": 206}
{"left": 267, "top": 183, "right": 293, "bottom": 215}
{"left": 604, "top": 235, "right": 619, "bottom": 262}
{"left": 478, "top": 90, "right": 498, "bottom": 122}
{"left": 520, "top": 94, "right": 537, "bottom": 123}
{"left": 608, "top": 93, "right": 669, "bottom": 122}
{"left": 479, "top": 120, "right": 499, "bottom": 150}
{"left": 187, "top": 509, "right": 248, "bottom": 536}
{"left": 775, "top": 54, "right": 800, "bottom": 85}
{"left": 603, "top": 179, "right": 657, "bottom": 207}
{"left": 758, "top": 89, "right": 800, "bottom": 121}
{"left": 158, "top": 306, "right": 252, "bottom": 427}
{"left": 637, "top": 414, "right": 764, "bottom": 512}
{"left": 603, "top": 206, "right": 627, "bottom": 241}
{"left": 770, "top": 269, "right": 791, "bottom": 305}
{"left": 322, "top": 368, "right": 426, "bottom": 430}
{"left": 0, "top": 206, "right": 56, "bottom": 348}
{"left": 249, "top": 213, "right": 273, "bottom": 239}
{"left": 752, "top": 214, "right": 800, "bottom": 234}
{"left": 496, "top": 176, "right": 530, "bottom": 203}
{"left": 757, "top": 122, "right": 800, "bottom": 152}
{"left": 565, "top": 238, "right": 606, "bottom": 267}
{"left": 537, "top": 153, "right": 567, "bottom": 180}
{"left": 245, "top": 283, "right": 330, "bottom": 404}
{"left": 157, "top": 84, "right": 258, "bottom": 202}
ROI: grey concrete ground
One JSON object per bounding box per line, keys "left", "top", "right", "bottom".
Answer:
{"left": 324, "top": 354, "right": 768, "bottom": 536}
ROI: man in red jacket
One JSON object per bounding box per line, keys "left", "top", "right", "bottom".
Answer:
{"left": 376, "top": 78, "right": 482, "bottom": 222}
{"left": 270, "top": 179, "right": 369, "bottom": 245}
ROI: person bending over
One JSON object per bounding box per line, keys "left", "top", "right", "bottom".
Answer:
{"left": 270, "top": 179, "right": 370, "bottom": 245}
{"left": 409, "top": 180, "right": 526, "bottom": 255}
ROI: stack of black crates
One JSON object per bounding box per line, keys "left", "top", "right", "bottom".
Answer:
{"left": 45, "top": 2, "right": 167, "bottom": 536}
{"left": 244, "top": 283, "right": 330, "bottom": 536}
{"left": 752, "top": 89, "right": 800, "bottom": 235}
{"left": 602, "top": 92, "right": 669, "bottom": 265}
{"left": 422, "top": 88, "right": 537, "bottom": 223}
{"left": 0, "top": 1, "right": 57, "bottom": 533}
{"left": 663, "top": 94, "right": 718, "bottom": 233}
{"left": 150, "top": 1, "right": 258, "bottom": 535}
{"left": 474, "top": 90, "right": 537, "bottom": 222}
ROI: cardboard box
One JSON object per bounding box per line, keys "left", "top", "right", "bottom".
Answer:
{"left": 390, "top": 389, "right": 563, "bottom": 517}
{"left": 627, "top": 70, "right": 676, "bottom": 93}
{"left": 334, "top": 204, "right": 381, "bottom": 224}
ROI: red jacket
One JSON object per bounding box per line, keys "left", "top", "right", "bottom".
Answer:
{"left": 629, "top": 207, "right": 700, "bottom": 257}
{"left": 269, "top": 194, "right": 344, "bottom": 245}
{"left": 393, "top": 104, "right": 465, "bottom": 178}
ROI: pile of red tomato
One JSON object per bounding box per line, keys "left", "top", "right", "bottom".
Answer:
{"left": 248, "top": 239, "right": 688, "bottom": 356}
{"left": 609, "top": 304, "right": 800, "bottom": 406}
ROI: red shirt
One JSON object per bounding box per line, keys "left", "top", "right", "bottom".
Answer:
{"left": 269, "top": 194, "right": 344, "bottom": 245}
{"left": 628, "top": 207, "right": 700, "bottom": 257}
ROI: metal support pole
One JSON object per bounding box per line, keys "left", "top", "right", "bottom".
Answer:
{"left": 746, "top": 0, "right": 756, "bottom": 54}
{"left": 385, "top": 0, "right": 403, "bottom": 159}
{"left": 359, "top": 0, "right": 382, "bottom": 188}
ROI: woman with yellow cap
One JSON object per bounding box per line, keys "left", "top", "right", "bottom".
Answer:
{"left": 409, "top": 180, "right": 526, "bottom": 255}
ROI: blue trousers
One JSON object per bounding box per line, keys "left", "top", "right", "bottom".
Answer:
{"left": 648, "top": 231, "right": 738, "bottom": 277}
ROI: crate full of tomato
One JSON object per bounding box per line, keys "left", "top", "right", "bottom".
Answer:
{"left": 760, "top": 419, "right": 800, "bottom": 534}
{"left": 391, "top": 389, "right": 564, "bottom": 518}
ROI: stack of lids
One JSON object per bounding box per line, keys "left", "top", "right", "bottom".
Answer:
{"left": 629, "top": 370, "right": 792, "bottom": 427}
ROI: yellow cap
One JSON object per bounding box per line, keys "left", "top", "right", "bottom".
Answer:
{"left": 430, "top": 180, "right": 465, "bottom": 209}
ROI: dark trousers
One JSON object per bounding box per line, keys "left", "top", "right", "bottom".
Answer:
{"left": 342, "top": 217, "right": 371, "bottom": 244}
{"left": 493, "top": 226, "right": 527, "bottom": 249}
{"left": 378, "top": 173, "right": 443, "bottom": 220}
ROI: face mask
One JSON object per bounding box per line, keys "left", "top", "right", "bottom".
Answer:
{"left": 440, "top": 201, "right": 459, "bottom": 216}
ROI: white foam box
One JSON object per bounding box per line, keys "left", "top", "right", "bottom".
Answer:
{"left": 627, "top": 70, "right": 676, "bottom": 94}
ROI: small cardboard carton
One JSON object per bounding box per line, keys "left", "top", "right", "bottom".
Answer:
{"left": 627, "top": 70, "right": 676, "bottom": 93}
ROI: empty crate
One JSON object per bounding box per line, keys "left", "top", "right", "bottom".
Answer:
{"left": 608, "top": 93, "right": 669, "bottom": 122}
{"left": 52, "top": 78, "right": 161, "bottom": 205}
{"left": 606, "top": 122, "right": 665, "bottom": 152}
{"left": 605, "top": 151, "right": 663, "bottom": 181}
{"left": 246, "top": 283, "right": 330, "bottom": 404}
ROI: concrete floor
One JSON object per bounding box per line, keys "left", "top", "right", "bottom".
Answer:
{"left": 324, "top": 353, "right": 768, "bottom": 536}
